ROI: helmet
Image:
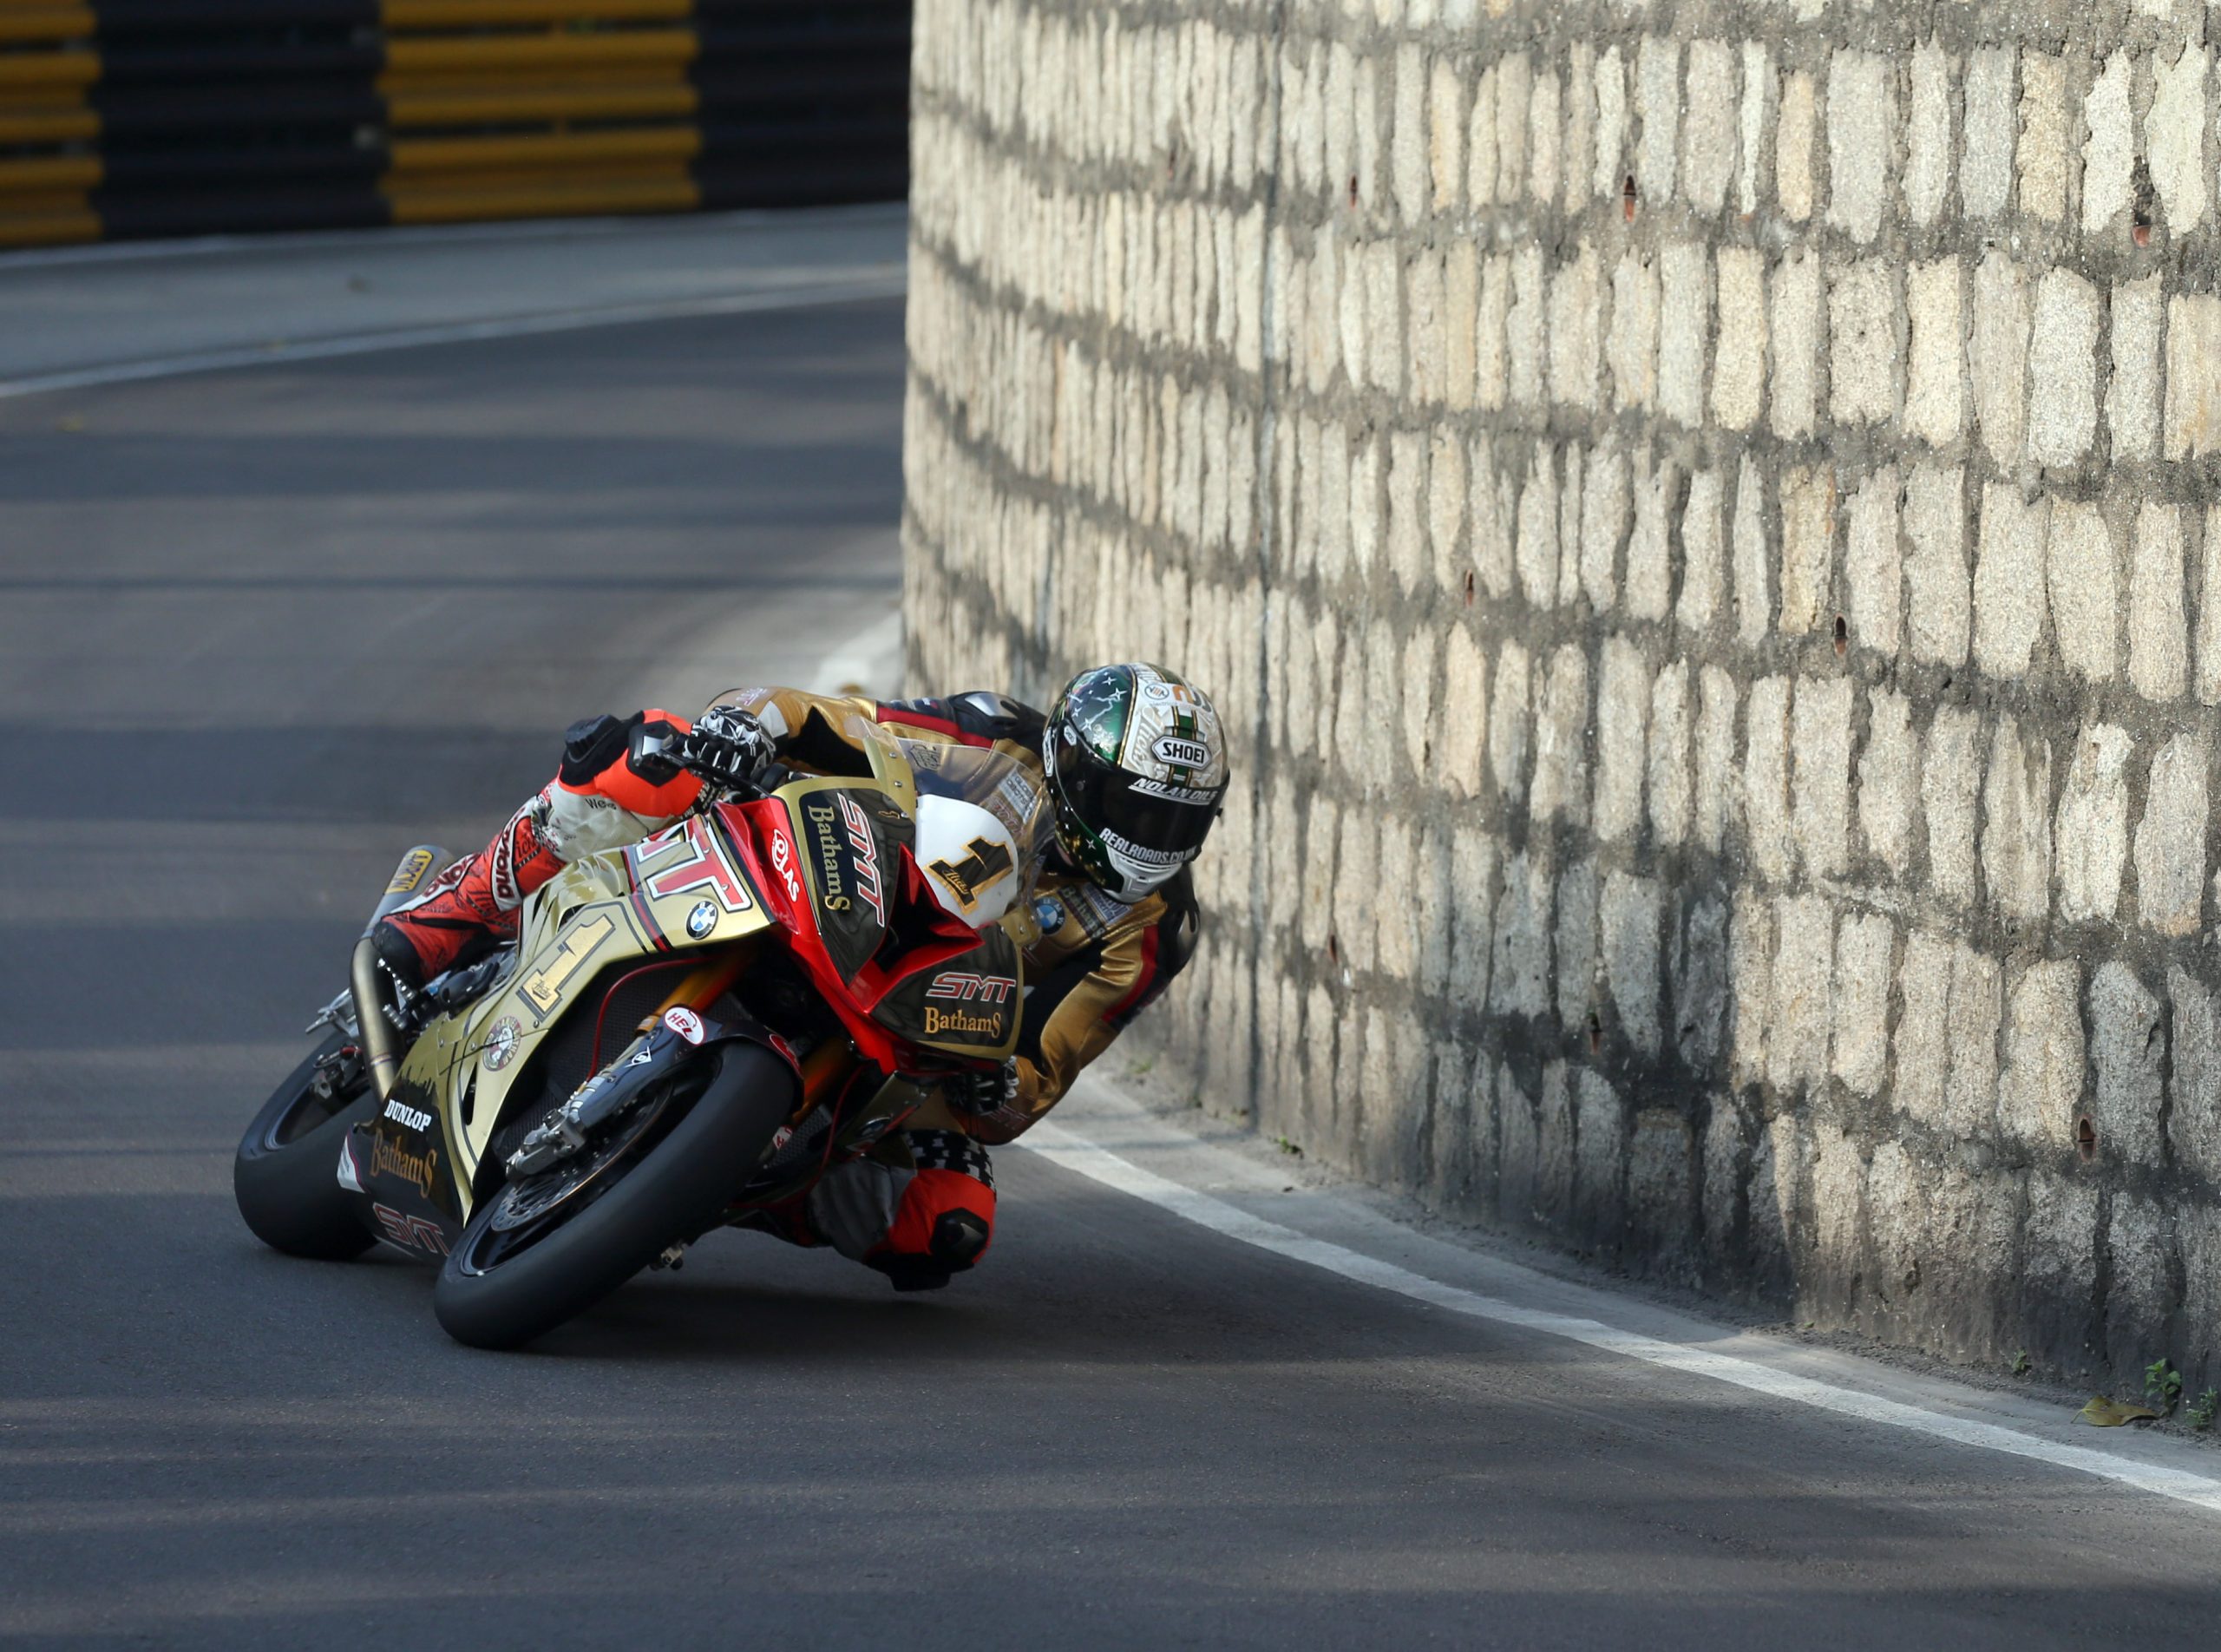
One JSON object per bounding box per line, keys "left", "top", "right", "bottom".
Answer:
{"left": 1041, "top": 663, "right": 1228, "bottom": 902}
{"left": 914, "top": 795, "right": 1025, "bottom": 928}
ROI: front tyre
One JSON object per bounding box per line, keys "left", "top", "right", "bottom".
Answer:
{"left": 234, "top": 1035, "right": 377, "bottom": 1260}
{"left": 433, "top": 1043, "right": 796, "bottom": 1350}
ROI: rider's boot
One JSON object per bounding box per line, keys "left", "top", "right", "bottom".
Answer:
{"left": 370, "top": 793, "right": 565, "bottom": 992}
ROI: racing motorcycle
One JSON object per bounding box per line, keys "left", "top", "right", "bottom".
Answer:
{"left": 233, "top": 714, "right": 1047, "bottom": 1349}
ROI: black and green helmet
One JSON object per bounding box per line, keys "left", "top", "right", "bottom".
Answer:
{"left": 1042, "top": 663, "right": 1229, "bottom": 902}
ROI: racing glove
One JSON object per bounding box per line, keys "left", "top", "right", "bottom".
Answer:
{"left": 946, "top": 1059, "right": 1020, "bottom": 1119}
{"left": 647, "top": 706, "right": 776, "bottom": 791}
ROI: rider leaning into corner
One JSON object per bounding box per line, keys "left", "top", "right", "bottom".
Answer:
{"left": 370, "top": 662, "right": 1230, "bottom": 1293}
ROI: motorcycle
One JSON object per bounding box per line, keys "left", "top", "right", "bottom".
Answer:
{"left": 234, "top": 713, "right": 1049, "bottom": 1349}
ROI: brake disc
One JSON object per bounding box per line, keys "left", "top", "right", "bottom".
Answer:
{"left": 488, "top": 1087, "right": 671, "bottom": 1233}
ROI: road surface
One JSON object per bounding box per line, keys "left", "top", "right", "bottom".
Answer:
{"left": 3, "top": 215, "right": 2218, "bottom": 1648}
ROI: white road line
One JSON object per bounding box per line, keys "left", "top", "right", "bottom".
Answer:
{"left": 0, "top": 201, "right": 904, "bottom": 272}
{"left": 0, "top": 274, "right": 904, "bottom": 401}
{"left": 1024, "top": 1121, "right": 2221, "bottom": 1516}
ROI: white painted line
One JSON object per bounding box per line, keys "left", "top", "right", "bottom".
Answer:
{"left": 1023, "top": 1121, "right": 2221, "bottom": 1516}
{"left": 0, "top": 274, "right": 905, "bottom": 401}
{"left": 0, "top": 201, "right": 905, "bottom": 272}
{"left": 807, "top": 611, "right": 905, "bottom": 698}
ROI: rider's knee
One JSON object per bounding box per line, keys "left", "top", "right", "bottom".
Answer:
{"left": 868, "top": 1134, "right": 995, "bottom": 1292}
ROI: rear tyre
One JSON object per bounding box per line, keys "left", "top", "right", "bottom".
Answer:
{"left": 432, "top": 1043, "right": 796, "bottom": 1351}
{"left": 234, "top": 1035, "right": 377, "bottom": 1260}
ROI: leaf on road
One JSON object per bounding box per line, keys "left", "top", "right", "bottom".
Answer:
{"left": 2078, "top": 1395, "right": 2159, "bottom": 1427}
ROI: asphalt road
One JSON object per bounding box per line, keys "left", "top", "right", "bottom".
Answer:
{"left": 0, "top": 205, "right": 903, "bottom": 390}
{"left": 4, "top": 239, "right": 2221, "bottom": 1649}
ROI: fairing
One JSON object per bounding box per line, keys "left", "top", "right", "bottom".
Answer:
{"left": 351, "top": 812, "right": 775, "bottom": 1243}
{"left": 341, "top": 724, "right": 1040, "bottom": 1259}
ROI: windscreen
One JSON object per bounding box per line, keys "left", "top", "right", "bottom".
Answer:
{"left": 892, "top": 734, "right": 1057, "bottom": 904}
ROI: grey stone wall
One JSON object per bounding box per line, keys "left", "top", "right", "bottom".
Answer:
{"left": 901, "top": 0, "right": 2221, "bottom": 1386}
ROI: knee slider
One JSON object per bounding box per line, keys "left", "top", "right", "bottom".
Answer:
{"left": 930, "top": 1207, "right": 991, "bottom": 1270}
{"left": 869, "top": 1153, "right": 994, "bottom": 1291}
{"left": 873, "top": 1208, "right": 992, "bottom": 1293}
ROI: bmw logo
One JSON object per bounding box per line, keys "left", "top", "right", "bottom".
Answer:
{"left": 685, "top": 899, "right": 718, "bottom": 940}
{"left": 1033, "top": 895, "right": 1065, "bottom": 934}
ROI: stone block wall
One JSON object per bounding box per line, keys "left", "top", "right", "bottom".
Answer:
{"left": 901, "top": 0, "right": 2221, "bottom": 1386}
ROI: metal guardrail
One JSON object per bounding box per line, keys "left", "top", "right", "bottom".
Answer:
{"left": 0, "top": 0, "right": 908, "bottom": 246}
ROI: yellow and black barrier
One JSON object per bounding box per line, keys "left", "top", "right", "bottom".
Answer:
{"left": 0, "top": 0, "right": 907, "bottom": 247}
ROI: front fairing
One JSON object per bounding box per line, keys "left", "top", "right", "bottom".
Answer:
{"left": 742, "top": 775, "right": 1020, "bottom": 1064}
{"left": 349, "top": 813, "right": 774, "bottom": 1245}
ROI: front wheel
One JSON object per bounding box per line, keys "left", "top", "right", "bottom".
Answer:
{"left": 234, "top": 1034, "right": 377, "bottom": 1260}
{"left": 432, "top": 1042, "right": 796, "bottom": 1350}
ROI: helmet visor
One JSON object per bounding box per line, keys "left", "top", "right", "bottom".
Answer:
{"left": 1056, "top": 738, "right": 1221, "bottom": 864}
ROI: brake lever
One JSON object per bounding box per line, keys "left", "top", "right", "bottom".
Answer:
{"left": 687, "top": 759, "right": 790, "bottom": 806}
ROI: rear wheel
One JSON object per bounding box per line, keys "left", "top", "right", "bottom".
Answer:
{"left": 234, "top": 1035, "right": 377, "bottom": 1260}
{"left": 433, "top": 1042, "right": 796, "bottom": 1350}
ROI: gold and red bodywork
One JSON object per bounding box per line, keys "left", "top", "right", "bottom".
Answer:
{"left": 348, "top": 746, "right": 1025, "bottom": 1257}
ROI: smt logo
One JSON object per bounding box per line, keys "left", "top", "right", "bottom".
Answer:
{"left": 835, "top": 793, "right": 888, "bottom": 925}
{"left": 383, "top": 1098, "right": 432, "bottom": 1133}
{"left": 371, "top": 1203, "right": 449, "bottom": 1255}
{"left": 926, "top": 971, "right": 1015, "bottom": 1005}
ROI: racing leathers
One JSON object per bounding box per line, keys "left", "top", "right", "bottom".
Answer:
{"left": 374, "top": 686, "right": 1199, "bottom": 1289}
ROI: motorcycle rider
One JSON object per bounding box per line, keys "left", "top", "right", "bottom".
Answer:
{"left": 371, "top": 663, "right": 1229, "bottom": 1291}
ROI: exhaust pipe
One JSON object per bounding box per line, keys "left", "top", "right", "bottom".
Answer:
{"left": 351, "top": 844, "right": 448, "bottom": 1105}
{"left": 351, "top": 936, "right": 402, "bottom": 1104}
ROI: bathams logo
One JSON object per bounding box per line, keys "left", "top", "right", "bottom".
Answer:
{"left": 803, "top": 793, "right": 887, "bottom": 925}
{"left": 803, "top": 802, "right": 846, "bottom": 906}
{"left": 923, "top": 1005, "right": 1006, "bottom": 1039}
{"left": 370, "top": 1131, "right": 438, "bottom": 1197}
{"left": 921, "top": 971, "right": 1013, "bottom": 1039}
